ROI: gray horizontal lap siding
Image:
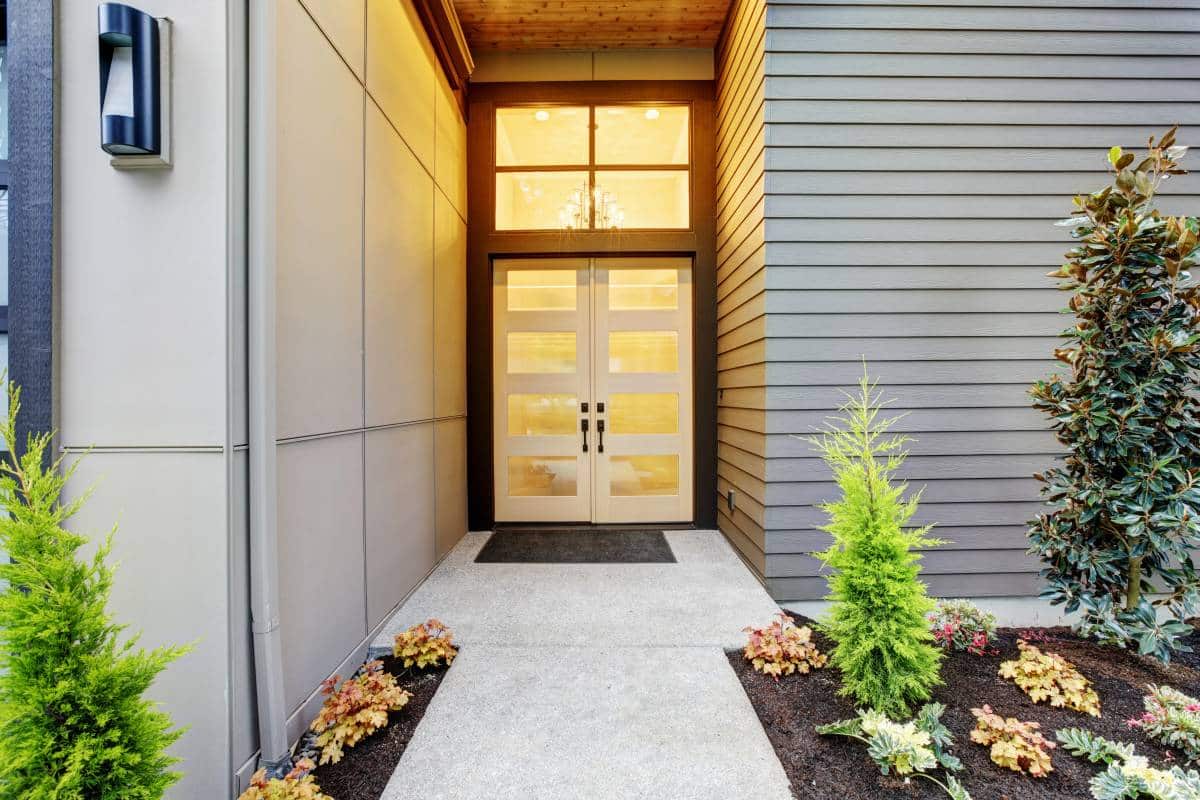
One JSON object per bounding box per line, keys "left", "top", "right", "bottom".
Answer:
{"left": 717, "top": 0, "right": 771, "bottom": 576}
{"left": 760, "top": 1, "right": 1200, "bottom": 600}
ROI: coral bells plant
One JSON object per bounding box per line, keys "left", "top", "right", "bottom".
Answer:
{"left": 237, "top": 759, "right": 332, "bottom": 800}
{"left": 807, "top": 370, "right": 943, "bottom": 717}
{"left": 743, "top": 614, "right": 827, "bottom": 678}
{"left": 999, "top": 640, "right": 1100, "bottom": 716}
{"left": 1057, "top": 728, "right": 1200, "bottom": 800}
{"left": 393, "top": 618, "right": 458, "bottom": 669}
{"left": 817, "top": 703, "right": 970, "bottom": 799}
{"left": 0, "top": 382, "right": 191, "bottom": 800}
{"left": 309, "top": 660, "right": 411, "bottom": 765}
{"left": 969, "top": 705, "right": 1056, "bottom": 778}
{"left": 928, "top": 599, "right": 998, "bottom": 656}
{"left": 1128, "top": 685, "right": 1200, "bottom": 765}
{"left": 1030, "top": 127, "right": 1200, "bottom": 664}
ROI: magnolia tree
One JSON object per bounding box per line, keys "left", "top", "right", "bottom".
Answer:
{"left": 1030, "top": 127, "right": 1200, "bottom": 662}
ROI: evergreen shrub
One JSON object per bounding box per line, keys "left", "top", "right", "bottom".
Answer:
{"left": 809, "top": 371, "right": 943, "bottom": 717}
{"left": 0, "top": 382, "right": 190, "bottom": 799}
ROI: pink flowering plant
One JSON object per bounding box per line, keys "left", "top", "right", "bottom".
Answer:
{"left": 1127, "top": 684, "right": 1200, "bottom": 765}
{"left": 928, "top": 599, "right": 998, "bottom": 656}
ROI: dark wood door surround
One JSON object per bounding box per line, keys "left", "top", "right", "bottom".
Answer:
{"left": 466, "top": 81, "right": 718, "bottom": 530}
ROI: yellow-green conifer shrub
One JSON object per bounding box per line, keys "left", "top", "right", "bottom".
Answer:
{"left": 0, "top": 382, "right": 190, "bottom": 799}
{"left": 808, "top": 371, "right": 943, "bottom": 717}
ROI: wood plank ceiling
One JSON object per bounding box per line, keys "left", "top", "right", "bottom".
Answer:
{"left": 451, "top": 0, "right": 732, "bottom": 50}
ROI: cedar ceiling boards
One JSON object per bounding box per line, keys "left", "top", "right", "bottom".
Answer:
{"left": 451, "top": 0, "right": 734, "bottom": 50}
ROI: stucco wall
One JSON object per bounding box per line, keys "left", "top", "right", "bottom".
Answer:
{"left": 236, "top": 0, "right": 470, "bottom": 779}
{"left": 57, "top": 1, "right": 240, "bottom": 798}
{"left": 55, "top": 0, "right": 467, "bottom": 794}
{"left": 757, "top": 0, "right": 1200, "bottom": 600}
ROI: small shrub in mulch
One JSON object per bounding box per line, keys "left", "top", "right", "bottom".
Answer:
{"left": 308, "top": 654, "right": 450, "bottom": 800}
{"left": 730, "top": 611, "right": 1200, "bottom": 800}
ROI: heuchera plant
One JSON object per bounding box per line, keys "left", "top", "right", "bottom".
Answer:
{"left": 998, "top": 642, "right": 1099, "bottom": 714}
{"left": 1128, "top": 685, "right": 1200, "bottom": 766}
{"left": 816, "top": 703, "right": 970, "bottom": 800}
{"left": 969, "top": 705, "right": 1056, "bottom": 778}
{"left": 1030, "top": 127, "right": 1200, "bottom": 664}
{"left": 393, "top": 618, "right": 458, "bottom": 670}
{"left": 928, "top": 599, "right": 998, "bottom": 656}
{"left": 237, "top": 759, "right": 332, "bottom": 800}
{"left": 808, "top": 370, "right": 943, "bottom": 717}
{"left": 998, "top": 640, "right": 1100, "bottom": 716}
{"left": 742, "top": 614, "right": 827, "bottom": 678}
{"left": 1057, "top": 728, "right": 1200, "bottom": 800}
{"left": 309, "top": 660, "right": 411, "bottom": 765}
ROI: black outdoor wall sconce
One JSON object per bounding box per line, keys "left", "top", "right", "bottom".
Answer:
{"left": 98, "top": 3, "right": 172, "bottom": 168}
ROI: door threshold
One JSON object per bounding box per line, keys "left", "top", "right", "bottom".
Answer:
{"left": 493, "top": 522, "right": 695, "bottom": 532}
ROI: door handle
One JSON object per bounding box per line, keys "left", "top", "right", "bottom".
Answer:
{"left": 597, "top": 419, "right": 605, "bottom": 453}
{"left": 581, "top": 418, "right": 589, "bottom": 453}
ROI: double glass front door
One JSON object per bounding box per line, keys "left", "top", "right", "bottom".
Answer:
{"left": 494, "top": 257, "right": 694, "bottom": 523}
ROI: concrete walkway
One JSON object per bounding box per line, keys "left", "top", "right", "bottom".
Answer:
{"left": 371, "top": 530, "right": 792, "bottom": 800}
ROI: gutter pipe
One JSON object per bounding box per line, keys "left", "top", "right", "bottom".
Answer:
{"left": 247, "top": 0, "right": 290, "bottom": 776}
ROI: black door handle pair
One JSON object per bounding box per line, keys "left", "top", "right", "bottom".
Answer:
{"left": 580, "top": 403, "right": 605, "bottom": 453}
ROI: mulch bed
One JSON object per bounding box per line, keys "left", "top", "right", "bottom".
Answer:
{"left": 309, "top": 655, "right": 450, "bottom": 800}
{"left": 730, "top": 611, "right": 1200, "bottom": 800}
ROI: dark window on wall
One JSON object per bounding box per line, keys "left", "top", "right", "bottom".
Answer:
{"left": 0, "top": 3, "right": 8, "bottom": 365}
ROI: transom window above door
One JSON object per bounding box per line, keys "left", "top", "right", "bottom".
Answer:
{"left": 494, "top": 105, "right": 691, "bottom": 231}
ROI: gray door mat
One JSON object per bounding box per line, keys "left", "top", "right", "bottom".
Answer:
{"left": 475, "top": 529, "right": 676, "bottom": 563}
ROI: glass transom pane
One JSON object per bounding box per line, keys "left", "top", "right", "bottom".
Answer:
{"left": 609, "top": 394, "right": 679, "bottom": 434}
{"left": 496, "top": 172, "right": 589, "bottom": 230}
{"left": 595, "top": 105, "right": 688, "bottom": 165}
{"left": 508, "top": 332, "right": 576, "bottom": 373}
{"left": 508, "top": 456, "right": 578, "bottom": 497}
{"left": 508, "top": 394, "right": 578, "bottom": 436}
{"left": 609, "top": 269, "right": 678, "bottom": 310}
{"left": 593, "top": 171, "right": 689, "bottom": 229}
{"left": 496, "top": 106, "right": 589, "bottom": 166}
{"left": 609, "top": 331, "right": 678, "bottom": 373}
{"left": 508, "top": 270, "right": 576, "bottom": 311}
{"left": 610, "top": 455, "right": 679, "bottom": 497}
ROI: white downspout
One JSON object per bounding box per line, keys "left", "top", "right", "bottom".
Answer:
{"left": 247, "top": 0, "right": 290, "bottom": 775}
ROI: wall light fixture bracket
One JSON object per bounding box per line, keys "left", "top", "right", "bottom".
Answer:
{"left": 98, "top": 3, "right": 172, "bottom": 169}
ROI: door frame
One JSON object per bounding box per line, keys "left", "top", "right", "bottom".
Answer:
{"left": 466, "top": 80, "right": 717, "bottom": 530}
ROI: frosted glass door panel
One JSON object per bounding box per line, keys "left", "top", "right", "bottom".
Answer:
{"left": 609, "top": 268, "right": 678, "bottom": 310}
{"left": 508, "top": 394, "right": 578, "bottom": 436}
{"left": 508, "top": 457, "right": 578, "bottom": 497}
{"left": 593, "top": 258, "right": 693, "bottom": 523}
{"left": 609, "top": 331, "right": 678, "bottom": 374}
{"left": 493, "top": 259, "right": 591, "bottom": 522}
{"left": 507, "top": 332, "right": 577, "bottom": 374}
{"left": 610, "top": 455, "right": 679, "bottom": 496}
{"left": 507, "top": 269, "right": 577, "bottom": 311}
{"left": 609, "top": 393, "right": 679, "bottom": 435}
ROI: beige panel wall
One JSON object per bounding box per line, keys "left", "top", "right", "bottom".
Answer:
{"left": 257, "top": 0, "right": 469, "bottom": 768}
{"left": 57, "top": 1, "right": 237, "bottom": 797}
{"left": 714, "top": 0, "right": 768, "bottom": 578}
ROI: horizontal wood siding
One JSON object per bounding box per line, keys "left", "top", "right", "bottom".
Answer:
{"left": 761, "top": 0, "right": 1200, "bottom": 600}
{"left": 716, "top": 0, "right": 769, "bottom": 577}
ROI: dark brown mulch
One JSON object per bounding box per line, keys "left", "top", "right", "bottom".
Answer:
{"left": 309, "top": 655, "right": 449, "bottom": 800}
{"left": 730, "top": 612, "right": 1200, "bottom": 800}
{"left": 1175, "top": 620, "right": 1200, "bottom": 673}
